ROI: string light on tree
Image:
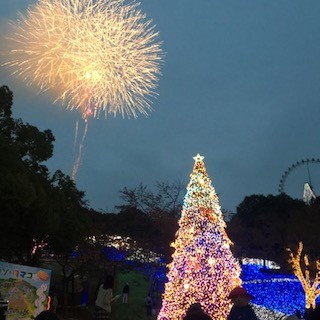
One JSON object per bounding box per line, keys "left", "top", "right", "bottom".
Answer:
{"left": 157, "top": 154, "right": 241, "bottom": 320}
{"left": 287, "top": 241, "right": 320, "bottom": 310}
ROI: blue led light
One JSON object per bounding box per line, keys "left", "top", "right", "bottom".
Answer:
{"left": 241, "top": 264, "right": 317, "bottom": 315}
{"left": 101, "top": 243, "right": 315, "bottom": 316}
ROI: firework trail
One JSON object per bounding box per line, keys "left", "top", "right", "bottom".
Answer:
{"left": 2, "top": 0, "right": 163, "bottom": 178}
{"left": 73, "top": 120, "right": 79, "bottom": 154}
{"left": 72, "top": 119, "right": 89, "bottom": 180}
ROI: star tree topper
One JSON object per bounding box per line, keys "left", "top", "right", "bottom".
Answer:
{"left": 193, "top": 153, "right": 204, "bottom": 162}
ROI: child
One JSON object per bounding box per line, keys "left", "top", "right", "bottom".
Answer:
{"left": 227, "top": 286, "right": 258, "bottom": 320}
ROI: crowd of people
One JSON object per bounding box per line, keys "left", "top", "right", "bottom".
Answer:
{"left": 32, "top": 281, "right": 320, "bottom": 320}
{"left": 181, "top": 286, "right": 320, "bottom": 320}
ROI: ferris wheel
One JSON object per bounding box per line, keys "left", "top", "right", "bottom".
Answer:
{"left": 278, "top": 158, "right": 320, "bottom": 204}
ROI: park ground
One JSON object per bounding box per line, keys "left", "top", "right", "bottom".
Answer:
{"left": 57, "top": 268, "right": 158, "bottom": 320}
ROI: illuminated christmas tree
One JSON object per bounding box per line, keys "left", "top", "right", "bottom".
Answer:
{"left": 157, "top": 154, "right": 241, "bottom": 320}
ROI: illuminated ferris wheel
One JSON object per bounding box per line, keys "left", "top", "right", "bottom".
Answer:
{"left": 278, "top": 158, "right": 320, "bottom": 204}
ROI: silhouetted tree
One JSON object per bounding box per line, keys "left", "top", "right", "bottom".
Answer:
{"left": 0, "top": 85, "right": 91, "bottom": 267}
{"left": 227, "top": 194, "right": 320, "bottom": 269}
{"left": 0, "top": 86, "right": 56, "bottom": 262}
{"left": 117, "top": 181, "right": 184, "bottom": 215}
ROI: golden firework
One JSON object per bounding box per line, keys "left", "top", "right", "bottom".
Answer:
{"left": 3, "top": 0, "right": 163, "bottom": 118}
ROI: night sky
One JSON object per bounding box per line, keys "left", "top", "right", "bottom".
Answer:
{"left": 1, "top": 0, "right": 320, "bottom": 212}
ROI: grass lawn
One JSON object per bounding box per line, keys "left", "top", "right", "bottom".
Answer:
{"left": 57, "top": 266, "right": 159, "bottom": 320}
{"left": 110, "top": 268, "right": 157, "bottom": 320}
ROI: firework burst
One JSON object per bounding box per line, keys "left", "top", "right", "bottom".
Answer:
{"left": 3, "top": 0, "right": 163, "bottom": 119}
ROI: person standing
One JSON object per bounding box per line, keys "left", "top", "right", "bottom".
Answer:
{"left": 80, "top": 280, "right": 89, "bottom": 307}
{"left": 227, "top": 286, "right": 258, "bottom": 320}
{"left": 94, "top": 275, "right": 120, "bottom": 320}
{"left": 145, "top": 294, "right": 153, "bottom": 317}
{"left": 122, "top": 283, "right": 130, "bottom": 304}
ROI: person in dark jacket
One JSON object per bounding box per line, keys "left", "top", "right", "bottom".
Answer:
{"left": 227, "top": 286, "right": 258, "bottom": 320}
{"left": 144, "top": 294, "right": 153, "bottom": 317}
{"left": 183, "top": 303, "right": 212, "bottom": 320}
{"left": 35, "top": 311, "right": 60, "bottom": 320}
{"left": 122, "top": 283, "right": 130, "bottom": 304}
{"left": 307, "top": 304, "right": 320, "bottom": 320}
